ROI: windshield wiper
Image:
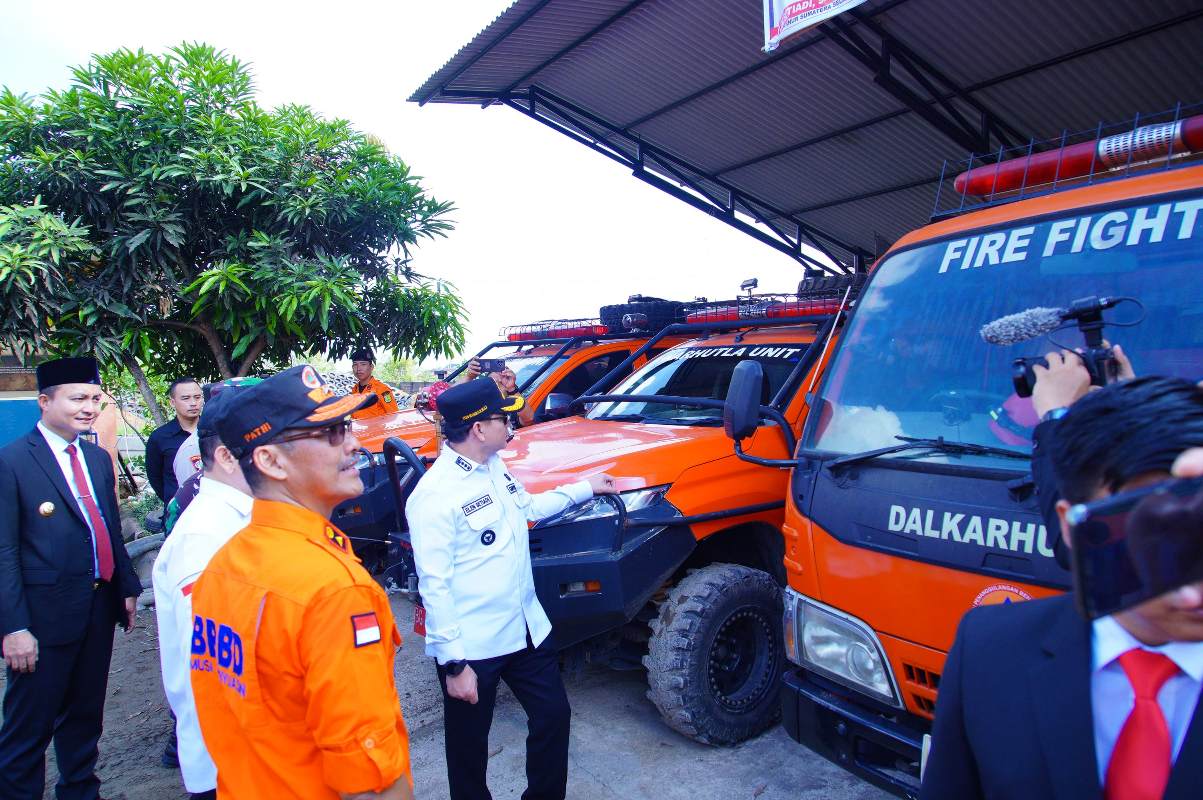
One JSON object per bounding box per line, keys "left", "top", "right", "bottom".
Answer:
{"left": 653, "top": 417, "right": 724, "bottom": 427}
{"left": 595, "top": 413, "right": 649, "bottom": 423}
{"left": 828, "top": 435, "right": 1030, "bottom": 471}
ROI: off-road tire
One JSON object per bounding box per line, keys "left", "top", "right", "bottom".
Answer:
{"left": 600, "top": 296, "right": 686, "bottom": 334}
{"left": 643, "top": 563, "right": 784, "bottom": 745}
{"left": 127, "top": 533, "right": 165, "bottom": 589}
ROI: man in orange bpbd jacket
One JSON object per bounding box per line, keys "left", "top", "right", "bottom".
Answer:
{"left": 350, "top": 348, "right": 400, "bottom": 420}
{"left": 190, "top": 365, "right": 413, "bottom": 800}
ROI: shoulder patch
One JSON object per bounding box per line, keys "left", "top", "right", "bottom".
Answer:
{"left": 455, "top": 456, "right": 473, "bottom": 473}
{"left": 324, "top": 526, "right": 349, "bottom": 553}
{"left": 383, "top": 392, "right": 394, "bottom": 405}
{"left": 462, "top": 494, "right": 493, "bottom": 516}
{"left": 351, "top": 612, "right": 381, "bottom": 647}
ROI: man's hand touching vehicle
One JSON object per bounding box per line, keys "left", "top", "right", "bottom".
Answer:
{"left": 587, "top": 473, "right": 618, "bottom": 495}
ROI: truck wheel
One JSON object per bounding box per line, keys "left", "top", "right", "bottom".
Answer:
{"left": 600, "top": 296, "right": 685, "bottom": 333}
{"left": 644, "top": 563, "right": 784, "bottom": 745}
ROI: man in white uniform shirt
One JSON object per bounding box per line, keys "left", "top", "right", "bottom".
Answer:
{"left": 407, "top": 379, "right": 616, "bottom": 800}
{"left": 152, "top": 386, "right": 254, "bottom": 800}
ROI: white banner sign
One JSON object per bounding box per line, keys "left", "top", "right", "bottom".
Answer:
{"left": 763, "top": 0, "right": 869, "bottom": 51}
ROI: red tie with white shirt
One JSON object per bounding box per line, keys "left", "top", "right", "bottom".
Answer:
{"left": 1104, "top": 648, "right": 1180, "bottom": 800}
{"left": 65, "top": 443, "right": 115, "bottom": 582}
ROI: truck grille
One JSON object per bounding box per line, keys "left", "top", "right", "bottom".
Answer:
{"left": 902, "top": 662, "right": 941, "bottom": 718}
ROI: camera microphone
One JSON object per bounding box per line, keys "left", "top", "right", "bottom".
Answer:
{"left": 979, "top": 307, "right": 1067, "bottom": 346}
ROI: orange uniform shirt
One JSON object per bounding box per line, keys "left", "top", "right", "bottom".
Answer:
{"left": 190, "top": 499, "right": 410, "bottom": 799}
{"left": 351, "top": 377, "right": 400, "bottom": 419}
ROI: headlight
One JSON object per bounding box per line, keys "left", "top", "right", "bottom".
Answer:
{"left": 783, "top": 588, "right": 799, "bottom": 664}
{"left": 795, "top": 593, "right": 901, "bottom": 708}
{"left": 534, "top": 485, "right": 672, "bottom": 528}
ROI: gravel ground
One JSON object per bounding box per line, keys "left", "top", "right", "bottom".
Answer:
{"left": 5, "top": 595, "right": 889, "bottom": 800}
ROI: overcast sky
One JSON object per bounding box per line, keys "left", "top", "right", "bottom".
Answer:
{"left": 1, "top": 1, "right": 811, "bottom": 365}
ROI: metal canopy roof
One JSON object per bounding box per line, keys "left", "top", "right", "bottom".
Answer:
{"left": 411, "top": 0, "right": 1203, "bottom": 274}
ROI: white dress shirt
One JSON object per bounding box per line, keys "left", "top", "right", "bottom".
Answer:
{"left": 172, "top": 431, "right": 201, "bottom": 488}
{"left": 1091, "top": 614, "right": 1203, "bottom": 784}
{"left": 406, "top": 446, "right": 592, "bottom": 664}
{"left": 152, "top": 477, "right": 252, "bottom": 793}
{"left": 37, "top": 422, "right": 100, "bottom": 577}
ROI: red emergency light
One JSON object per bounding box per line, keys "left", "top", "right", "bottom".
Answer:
{"left": 685, "top": 305, "right": 744, "bottom": 323}
{"left": 954, "top": 115, "right": 1203, "bottom": 197}
{"left": 502, "top": 319, "right": 608, "bottom": 342}
{"left": 765, "top": 299, "right": 841, "bottom": 318}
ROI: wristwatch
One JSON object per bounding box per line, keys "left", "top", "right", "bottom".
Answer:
{"left": 1041, "top": 407, "right": 1070, "bottom": 424}
{"left": 444, "top": 659, "right": 468, "bottom": 676}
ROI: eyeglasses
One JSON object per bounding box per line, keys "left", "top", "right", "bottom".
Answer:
{"left": 480, "top": 415, "right": 514, "bottom": 432}
{"left": 275, "top": 419, "right": 352, "bottom": 447}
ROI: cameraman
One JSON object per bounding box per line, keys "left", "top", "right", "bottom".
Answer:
{"left": 1029, "top": 345, "right": 1135, "bottom": 534}
{"left": 922, "top": 376, "right": 1203, "bottom": 799}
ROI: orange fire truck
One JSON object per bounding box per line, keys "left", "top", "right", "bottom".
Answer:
{"left": 722, "top": 108, "right": 1203, "bottom": 796}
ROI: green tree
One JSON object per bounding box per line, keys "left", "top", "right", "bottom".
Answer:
{"left": 0, "top": 43, "right": 465, "bottom": 399}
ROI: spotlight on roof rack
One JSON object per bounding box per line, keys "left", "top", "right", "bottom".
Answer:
{"left": 955, "top": 114, "right": 1203, "bottom": 197}
{"left": 740, "top": 278, "right": 759, "bottom": 295}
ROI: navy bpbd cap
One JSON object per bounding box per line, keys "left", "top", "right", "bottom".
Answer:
{"left": 218, "top": 365, "right": 375, "bottom": 456}
{"left": 36, "top": 357, "right": 100, "bottom": 392}
{"left": 436, "top": 378, "right": 523, "bottom": 425}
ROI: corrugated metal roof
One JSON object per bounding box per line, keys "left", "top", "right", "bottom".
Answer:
{"left": 411, "top": 0, "right": 1203, "bottom": 270}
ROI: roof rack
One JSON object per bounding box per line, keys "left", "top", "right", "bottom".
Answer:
{"left": 932, "top": 102, "right": 1203, "bottom": 220}
{"left": 684, "top": 273, "right": 866, "bottom": 324}
{"left": 500, "top": 319, "right": 608, "bottom": 342}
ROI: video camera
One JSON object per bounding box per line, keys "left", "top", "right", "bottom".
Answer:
{"left": 980, "top": 296, "right": 1129, "bottom": 398}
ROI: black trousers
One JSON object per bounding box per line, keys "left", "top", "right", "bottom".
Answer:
{"left": 0, "top": 582, "right": 117, "bottom": 800}
{"left": 437, "top": 634, "right": 571, "bottom": 800}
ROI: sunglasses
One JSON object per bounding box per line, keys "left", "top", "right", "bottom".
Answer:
{"left": 479, "top": 415, "right": 515, "bottom": 433}
{"left": 275, "top": 419, "right": 352, "bottom": 447}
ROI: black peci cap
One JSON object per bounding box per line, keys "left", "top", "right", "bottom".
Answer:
{"left": 36, "top": 357, "right": 101, "bottom": 392}
{"left": 217, "top": 365, "right": 375, "bottom": 456}
{"left": 435, "top": 378, "right": 523, "bottom": 425}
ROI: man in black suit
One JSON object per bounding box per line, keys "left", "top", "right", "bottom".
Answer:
{"left": 923, "top": 376, "right": 1203, "bottom": 800}
{"left": 145, "top": 377, "right": 203, "bottom": 505}
{"left": 0, "top": 357, "right": 143, "bottom": 800}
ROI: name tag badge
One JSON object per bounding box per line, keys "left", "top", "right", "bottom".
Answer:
{"left": 462, "top": 494, "right": 493, "bottom": 516}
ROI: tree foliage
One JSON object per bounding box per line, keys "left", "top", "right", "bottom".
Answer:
{"left": 0, "top": 43, "right": 465, "bottom": 380}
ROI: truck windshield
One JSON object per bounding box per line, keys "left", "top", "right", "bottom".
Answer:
{"left": 587, "top": 342, "right": 807, "bottom": 424}
{"left": 496, "top": 354, "right": 570, "bottom": 393}
{"left": 808, "top": 191, "right": 1203, "bottom": 469}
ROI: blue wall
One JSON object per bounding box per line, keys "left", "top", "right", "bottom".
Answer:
{"left": 0, "top": 399, "right": 41, "bottom": 448}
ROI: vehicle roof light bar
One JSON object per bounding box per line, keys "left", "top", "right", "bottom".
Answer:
{"left": 954, "top": 113, "right": 1203, "bottom": 197}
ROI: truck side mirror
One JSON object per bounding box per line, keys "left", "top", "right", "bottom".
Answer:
{"left": 536, "top": 392, "right": 574, "bottom": 423}
{"left": 723, "top": 360, "right": 765, "bottom": 441}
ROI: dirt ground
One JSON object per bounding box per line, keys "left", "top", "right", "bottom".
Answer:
{"left": 6, "top": 595, "right": 888, "bottom": 800}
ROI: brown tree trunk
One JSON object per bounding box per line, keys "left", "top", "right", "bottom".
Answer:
{"left": 120, "top": 352, "right": 166, "bottom": 427}
{"left": 236, "top": 336, "right": 267, "bottom": 377}
{"left": 195, "top": 318, "right": 234, "bottom": 379}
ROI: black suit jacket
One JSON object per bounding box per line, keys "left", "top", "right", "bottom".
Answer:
{"left": 0, "top": 428, "right": 141, "bottom": 646}
{"left": 922, "top": 594, "right": 1203, "bottom": 800}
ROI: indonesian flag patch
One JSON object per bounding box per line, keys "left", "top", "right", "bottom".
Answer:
{"left": 351, "top": 612, "right": 382, "bottom": 647}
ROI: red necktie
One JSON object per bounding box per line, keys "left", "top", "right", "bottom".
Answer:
{"left": 1104, "top": 648, "right": 1180, "bottom": 800}
{"left": 65, "top": 443, "right": 115, "bottom": 581}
